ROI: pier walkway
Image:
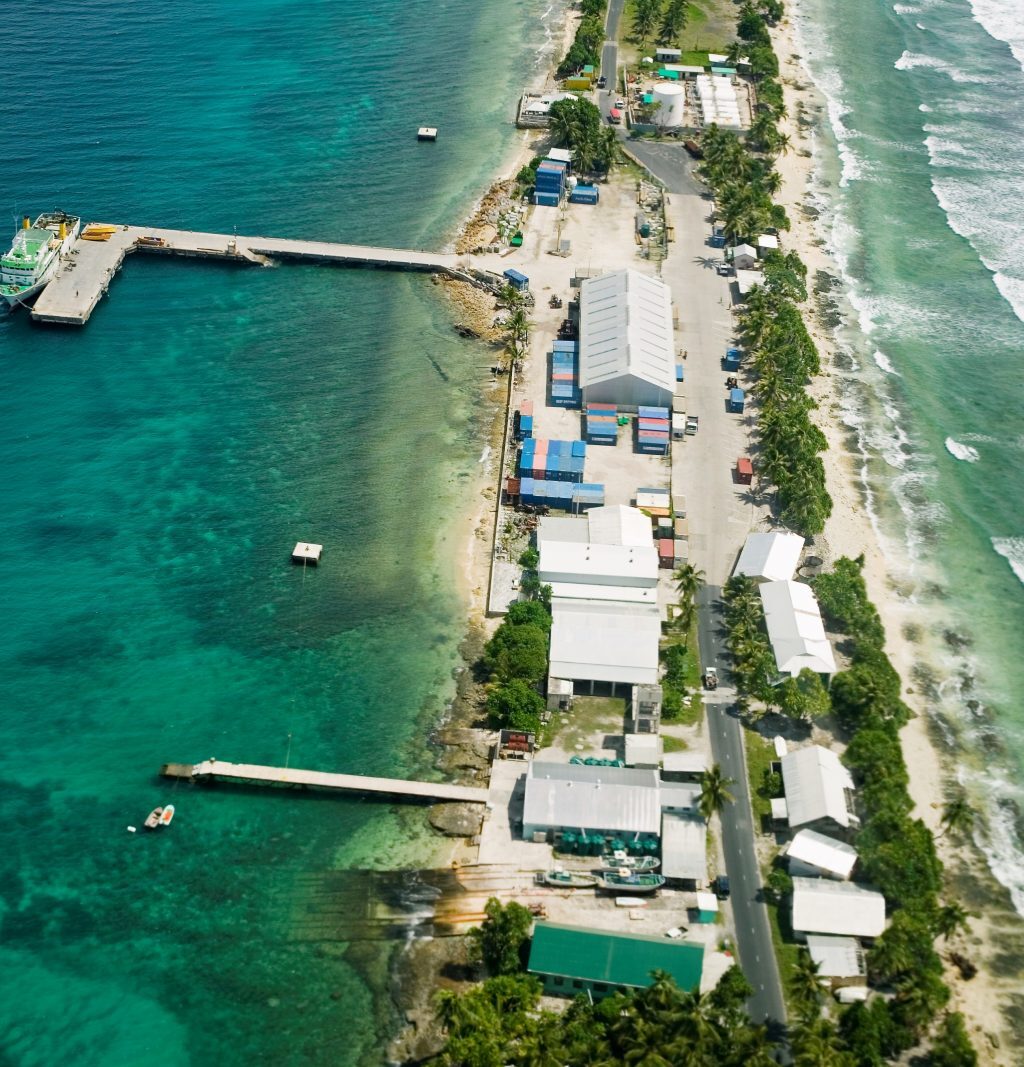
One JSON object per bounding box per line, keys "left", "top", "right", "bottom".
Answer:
{"left": 161, "top": 758, "right": 490, "bottom": 805}
{"left": 32, "top": 225, "right": 489, "bottom": 325}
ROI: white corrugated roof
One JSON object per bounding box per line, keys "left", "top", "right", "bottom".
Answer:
{"left": 539, "top": 540, "right": 659, "bottom": 587}
{"left": 734, "top": 532, "right": 805, "bottom": 583}
{"left": 523, "top": 762, "right": 661, "bottom": 835}
{"left": 661, "top": 813, "right": 707, "bottom": 881}
{"left": 781, "top": 746, "right": 856, "bottom": 829}
{"left": 730, "top": 243, "right": 757, "bottom": 259}
{"left": 587, "top": 505, "right": 655, "bottom": 547}
{"left": 546, "top": 581, "right": 658, "bottom": 605}
{"left": 579, "top": 270, "right": 675, "bottom": 394}
{"left": 625, "top": 733, "right": 662, "bottom": 766}
{"left": 760, "top": 580, "right": 837, "bottom": 675}
{"left": 735, "top": 269, "right": 763, "bottom": 295}
{"left": 791, "top": 877, "right": 886, "bottom": 938}
{"left": 787, "top": 829, "right": 858, "bottom": 879}
{"left": 549, "top": 600, "right": 661, "bottom": 685}
{"left": 660, "top": 782, "right": 701, "bottom": 811}
{"left": 805, "top": 934, "right": 867, "bottom": 979}
{"left": 661, "top": 751, "right": 709, "bottom": 774}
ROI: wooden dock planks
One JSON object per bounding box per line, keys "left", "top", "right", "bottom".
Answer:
{"left": 161, "top": 758, "right": 489, "bottom": 805}
{"left": 31, "top": 225, "right": 490, "bottom": 326}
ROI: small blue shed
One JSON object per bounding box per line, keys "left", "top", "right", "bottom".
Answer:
{"left": 724, "top": 348, "right": 742, "bottom": 371}
{"left": 503, "top": 268, "right": 530, "bottom": 292}
{"left": 728, "top": 387, "right": 745, "bottom": 413}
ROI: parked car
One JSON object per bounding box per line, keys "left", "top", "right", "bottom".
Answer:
{"left": 597, "top": 76, "right": 607, "bottom": 88}
{"left": 714, "top": 875, "right": 731, "bottom": 900}
{"left": 703, "top": 667, "right": 718, "bottom": 690}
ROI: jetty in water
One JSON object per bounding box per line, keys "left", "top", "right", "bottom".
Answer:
{"left": 31, "top": 225, "right": 493, "bottom": 326}
{"left": 161, "top": 758, "right": 490, "bottom": 805}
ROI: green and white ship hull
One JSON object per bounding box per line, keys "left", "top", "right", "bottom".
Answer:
{"left": 1, "top": 211, "right": 81, "bottom": 308}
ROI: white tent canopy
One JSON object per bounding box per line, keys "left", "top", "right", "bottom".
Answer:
{"left": 760, "top": 580, "right": 837, "bottom": 676}
{"left": 579, "top": 270, "right": 676, "bottom": 410}
{"left": 734, "top": 532, "right": 805, "bottom": 583}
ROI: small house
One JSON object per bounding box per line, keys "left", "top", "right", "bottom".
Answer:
{"left": 631, "top": 683, "right": 663, "bottom": 733}
{"left": 655, "top": 47, "right": 683, "bottom": 62}
{"left": 694, "top": 891, "right": 719, "bottom": 923}
{"left": 728, "top": 243, "right": 758, "bottom": 270}
{"left": 791, "top": 877, "right": 886, "bottom": 940}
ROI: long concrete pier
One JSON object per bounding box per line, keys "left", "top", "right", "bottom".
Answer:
{"left": 31, "top": 225, "right": 492, "bottom": 326}
{"left": 161, "top": 758, "right": 490, "bottom": 805}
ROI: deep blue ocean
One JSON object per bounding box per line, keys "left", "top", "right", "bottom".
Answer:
{"left": 793, "top": 0, "right": 1024, "bottom": 912}
{"left": 0, "top": 2, "right": 563, "bottom": 1063}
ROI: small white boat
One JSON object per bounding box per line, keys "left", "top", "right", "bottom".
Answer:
{"left": 144, "top": 804, "right": 175, "bottom": 830}
{"left": 598, "top": 868, "right": 666, "bottom": 894}
{"left": 600, "top": 850, "right": 660, "bottom": 872}
{"left": 540, "top": 867, "right": 598, "bottom": 889}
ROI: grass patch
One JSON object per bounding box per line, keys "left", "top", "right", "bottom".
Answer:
{"left": 661, "top": 734, "right": 689, "bottom": 753}
{"left": 764, "top": 897, "right": 801, "bottom": 1014}
{"left": 744, "top": 728, "right": 776, "bottom": 824}
{"left": 545, "top": 695, "right": 627, "bottom": 753}
{"left": 660, "top": 626, "right": 704, "bottom": 726}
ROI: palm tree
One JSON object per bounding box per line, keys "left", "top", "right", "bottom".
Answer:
{"left": 934, "top": 901, "right": 972, "bottom": 942}
{"left": 788, "top": 948, "right": 824, "bottom": 1022}
{"left": 595, "top": 126, "right": 620, "bottom": 176}
{"left": 939, "top": 793, "right": 974, "bottom": 838}
{"left": 632, "top": 0, "right": 661, "bottom": 49}
{"left": 658, "top": 0, "right": 688, "bottom": 44}
{"left": 790, "top": 1017, "right": 854, "bottom": 1067}
{"left": 672, "top": 561, "right": 705, "bottom": 634}
{"left": 698, "top": 763, "right": 736, "bottom": 821}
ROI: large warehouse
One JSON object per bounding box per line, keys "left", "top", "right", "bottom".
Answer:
{"left": 539, "top": 505, "right": 662, "bottom": 690}
{"left": 578, "top": 270, "right": 676, "bottom": 411}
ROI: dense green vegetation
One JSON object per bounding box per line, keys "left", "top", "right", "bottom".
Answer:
{"left": 431, "top": 958, "right": 787, "bottom": 1066}
{"left": 482, "top": 600, "right": 551, "bottom": 733}
{"left": 557, "top": 0, "right": 607, "bottom": 76}
{"left": 467, "top": 898, "right": 534, "bottom": 976}
{"left": 548, "top": 96, "right": 619, "bottom": 175}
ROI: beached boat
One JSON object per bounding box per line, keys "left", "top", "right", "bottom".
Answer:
{"left": 597, "top": 868, "right": 666, "bottom": 894}
{"left": 541, "top": 868, "right": 598, "bottom": 889}
{"left": 1, "top": 211, "right": 81, "bottom": 307}
{"left": 599, "top": 851, "right": 660, "bottom": 872}
{"left": 143, "top": 804, "right": 175, "bottom": 829}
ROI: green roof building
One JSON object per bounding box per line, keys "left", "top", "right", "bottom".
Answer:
{"left": 527, "top": 922, "right": 704, "bottom": 999}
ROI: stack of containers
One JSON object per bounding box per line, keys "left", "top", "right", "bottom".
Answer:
{"left": 519, "top": 477, "right": 577, "bottom": 511}
{"left": 571, "top": 483, "right": 606, "bottom": 511}
{"left": 636, "top": 405, "right": 671, "bottom": 455}
{"left": 534, "top": 160, "right": 567, "bottom": 206}
{"left": 515, "top": 399, "right": 534, "bottom": 441}
{"left": 550, "top": 343, "right": 581, "bottom": 408}
{"left": 569, "top": 183, "right": 599, "bottom": 205}
{"left": 585, "top": 402, "right": 618, "bottom": 445}
{"left": 519, "top": 439, "right": 586, "bottom": 484}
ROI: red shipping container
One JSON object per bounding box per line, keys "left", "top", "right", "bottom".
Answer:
{"left": 520, "top": 400, "right": 534, "bottom": 416}
{"left": 736, "top": 457, "right": 753, "bottom": 484}
{"left": 658, "top": 538, "right": 674, "bottom": 558}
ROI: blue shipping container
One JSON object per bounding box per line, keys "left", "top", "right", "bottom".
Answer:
{"left": 552, "top": 340, "right": 578, "bottom": 353}
{"left": 638, "top": 406, "right": 671, "bottom": 420}
{"left": 534, "top": 192, "right": 560, "bottom": 207}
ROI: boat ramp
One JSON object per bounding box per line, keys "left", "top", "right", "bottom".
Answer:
{"left": 161, "top": 758, "right": 489, "bottom": 805}
{"left": 31, "top": 225, "right": 493, "bottom": 326}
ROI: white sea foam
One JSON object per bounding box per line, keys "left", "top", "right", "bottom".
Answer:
{"left": 918, "top": 102, "right": 933, "bottom": 111}
{"left": 981, "top": 781, "right": 1024, "bottom": 916}
{"left": 944, "top": 437, "right": 980, "bottom": 462}
{"left": 872, "top": 349, "right": 899, "bottom": 375}
{"left": 894, "top": 49, "right": 990, "bottom": 83}
{"left": 892, "top": 3, "right": 921, "bottom": 12}
{"left": 967, "top": 0, "right": 1024, "bottom": 74}
{"left": 478, "top": 445, "right": 492, "bottom": 466}
{"left": 993, "top": 273, "right": 1024, "bottom": 322}
{"left": 992, "top": 537, "right": 1024, "bottom": 584}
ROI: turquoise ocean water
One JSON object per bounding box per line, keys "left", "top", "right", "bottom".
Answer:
{"left": 0, "top": 2, "right": 563, "bottom": 1063}
{"left": 792, "top": 0, "right": 1024, "bottom": 912}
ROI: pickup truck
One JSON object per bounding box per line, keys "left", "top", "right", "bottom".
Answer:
{"left": 703, "top": 667, "right": 718, "bottom": 690}
{"left": 685, "top": 415, "right": 699, "bottom": 435}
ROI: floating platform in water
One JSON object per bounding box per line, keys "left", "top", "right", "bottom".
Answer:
{"left": 417, "top": 127, "right": 438, "bottom": 141}
{"left": 291, "top": 541, "right": 323, "bottom": 565}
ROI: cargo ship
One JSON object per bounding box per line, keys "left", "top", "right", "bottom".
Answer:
{"left": 1, "top": 211, "right": 82, "bottom": 307}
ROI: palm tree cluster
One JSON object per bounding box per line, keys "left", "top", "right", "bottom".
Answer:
{"left": 633, "top": 0, "right": 691, "bottom": 50}
{"left": 698, "top": 763, "right": 735, "bottom": 821}
{"left": 548, "top": 97, "right": 619, "bottom": 176}
{"left": 496, "top": 283, "right": 530, "bottom": 369}
{"left": 739, "top": 284, "right": 833, "bottom": 535}
{"left": 671, "top": 561, "right": 704, "bottom": 633}
{"left": 699, "top": 126, "right": 788, "bottom": 245}
{"left": 431, "top": 968, "right": 787, "bottom": 1066}
{"left": 722, "top": 574, "right": 777, "bottom": 706}
{"left": 556, "top": 0, "right": 606, "bottom": 77}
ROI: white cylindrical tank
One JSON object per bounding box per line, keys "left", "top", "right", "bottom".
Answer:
{"left": 653, "top": 82, "right": 686, "bottom": 128}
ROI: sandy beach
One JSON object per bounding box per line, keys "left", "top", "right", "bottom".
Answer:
{"left": 769, "top": 12, "right": 1022, "bottom": 1058}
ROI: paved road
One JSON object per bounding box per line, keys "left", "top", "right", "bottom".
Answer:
{"left": 697, "top": 589, "right": 787, "bottom": 1033}
{"left": 631, "top": 143, "right": 788, "bottom": 1035}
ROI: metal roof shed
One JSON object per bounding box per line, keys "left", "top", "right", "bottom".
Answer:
{"left": 522, "top": 761, "right": 661, "bottom": 837}
{"left": 791, "top": 877, "right": 886, "bottom": 939}
{"left": 579, "top": 270, "right": 676, "bottom": 411}
{"left": 760, "top": 579, "right": 837, "bottom": 676}
{"left": 503, "top": 268, "right": 530, "bottom": 291}
{"left": 786, "top": 829, "right": 858, "bottom": 879}
{"left": 781, "top": 745, "right": 857, "bottom": 829}
{"left": 734, "top": 531, "right": 805, "bottom": 583}
{"left": 625, "top": 732, "right": 662, "bottom": 768}
{"left": 529, "top": 923, "right": 703, "bottom": 995}
{"left": 661, "top": 813, "right": 707, "bottom": 884}
{"left": 805, "top": 935, "right": 867, "bottom": 980}
{"left": 549, "top": 599, "right": 662, "bottom": 686}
